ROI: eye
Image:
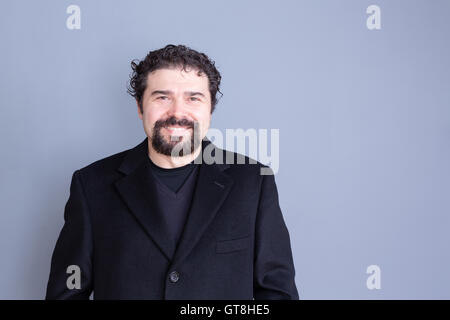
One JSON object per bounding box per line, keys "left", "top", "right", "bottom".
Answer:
{"left": 157, "top": 96, "right": 168, "bottom": 100}
{"left": 190, "top": 97, "right": 200, "bottom": 101}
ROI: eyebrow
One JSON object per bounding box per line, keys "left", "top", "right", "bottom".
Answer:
{"left": 150, "top": 90, "right": 206, "bottom": 98}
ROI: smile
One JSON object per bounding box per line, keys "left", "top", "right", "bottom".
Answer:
{"left": 164, "top": 126, "right": 191, "bottom": 133}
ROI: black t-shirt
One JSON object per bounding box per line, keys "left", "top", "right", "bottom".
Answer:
{"left": 148, "top": 155, "right": 200, "bottom": 194}
{"left": 147, "top": 154, "right": 202, "bottom": 251}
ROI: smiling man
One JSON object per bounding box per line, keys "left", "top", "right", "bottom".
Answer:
{"left": 45, "top": 44, "right": 299, "bottom": 300}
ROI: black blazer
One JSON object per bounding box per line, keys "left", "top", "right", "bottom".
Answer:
{"left": 45, "top": 137, "right": 299, "bottom": 300}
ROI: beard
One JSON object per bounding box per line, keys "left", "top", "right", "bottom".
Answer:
{"left": 151, "top": 115, "right": 201, "bottom": 157}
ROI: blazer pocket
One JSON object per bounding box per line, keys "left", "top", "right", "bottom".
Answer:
{"left": 216, "top": 235, "right": 250, "bottom": 254}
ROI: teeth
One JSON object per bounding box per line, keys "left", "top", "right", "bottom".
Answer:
{"left": 167, "top": 127, "right": 188, "bottom": 131}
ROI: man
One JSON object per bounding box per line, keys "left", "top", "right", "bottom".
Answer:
{"left": 45, "top": 44, "right": 299, "bottom": 300}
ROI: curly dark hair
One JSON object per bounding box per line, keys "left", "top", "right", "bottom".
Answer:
{"left": 127, "top": 44, "right": 223, "bottom": 114}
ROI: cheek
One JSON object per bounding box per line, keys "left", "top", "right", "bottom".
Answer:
{"left": 197, "top": 115, "right": 211, "bottom": 135}
{"left": 143, "top": 110, "right": 162, "bottom": 127}
{"left": 143, "top": 116, "right": 159, "bottom": 135}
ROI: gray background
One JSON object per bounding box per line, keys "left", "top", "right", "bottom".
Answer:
{"left": 1, "top": 0, "right": 449, "bottom": 299}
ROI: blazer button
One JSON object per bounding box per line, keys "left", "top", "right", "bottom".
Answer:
{"left": 169, "top": 271, "right": 180, "bottom": 283}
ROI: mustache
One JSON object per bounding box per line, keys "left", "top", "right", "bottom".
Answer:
{"left": 155, "top": 116, "right": 195, "bottom": 129}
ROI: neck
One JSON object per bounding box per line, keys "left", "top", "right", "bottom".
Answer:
{"left": 147, "top": 141, "right": 202, "bottom": 169}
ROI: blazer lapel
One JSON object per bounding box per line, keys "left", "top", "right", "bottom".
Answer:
{"left": 113, "top": 137, "right": 234, "bottom": 265}
{"left": 114, "top": 138, "right": 177, "bottom": 261}
{"left": 171, "top": 151, "right": 233, "bottom": 267}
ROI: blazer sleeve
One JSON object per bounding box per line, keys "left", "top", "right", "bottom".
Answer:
{"left": 253, "top": 167, "right": 299, "bottom": 300}
{"left": 45, "top": 170, "right": 94, "bottom": 299}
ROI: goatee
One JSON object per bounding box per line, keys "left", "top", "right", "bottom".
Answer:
{"left": 151, "top": 115, "right": 201, "bottom": 157}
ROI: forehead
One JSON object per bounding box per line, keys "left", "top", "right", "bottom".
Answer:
{"left": 146, "top": 67, "right": 209, "bottom": 91}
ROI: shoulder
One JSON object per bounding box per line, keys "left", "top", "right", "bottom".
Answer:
{"left": 75, "top": 137, "right": 148, "bottom": 177}
{"left": 210, "top": 145, "right": 274, "bottom": 178}
{"left": 74, "top": 144, "right": 135, "bottom": 182}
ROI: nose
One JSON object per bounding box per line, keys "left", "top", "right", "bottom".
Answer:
{"left": 167, "top": 97, "right": 188, "bottom": 120}
{"left": 172, "top": 96, "right": 185, "bottom": 112}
